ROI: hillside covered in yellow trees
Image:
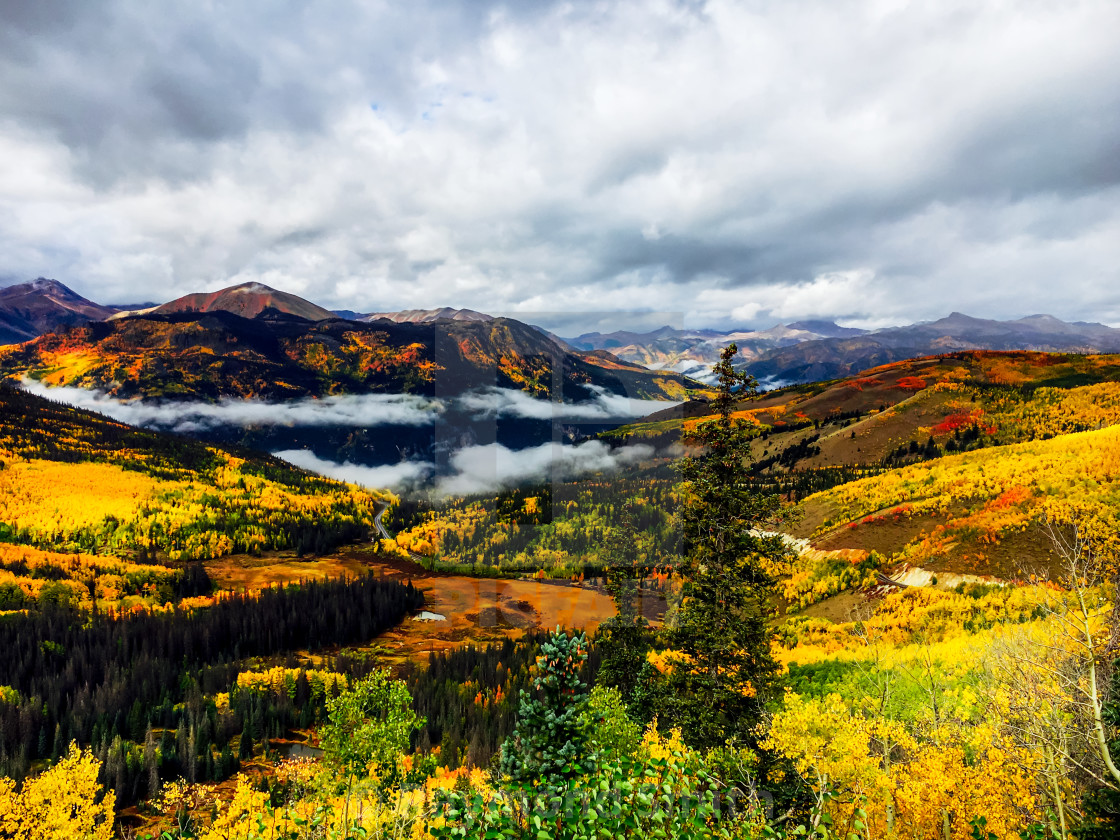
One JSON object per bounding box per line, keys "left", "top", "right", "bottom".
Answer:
{"left": 0, "top": 383, "right": 388, "bottom": 563}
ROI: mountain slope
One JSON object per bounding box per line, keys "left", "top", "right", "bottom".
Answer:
{"left": 796, "top": 420, "right": 1120, "bottom": 579}
{"left": 149, "top": 282, "right": 335, "bottom": 321}
{"left": 0, "top": 279, "right": 120, "bottom": 344}
{"left": 606, "top": 350, "right": 1120, "bottom": 478}
{"left": 0, "top": 310, "right": 704, "bottom": 402}
{"left": 357, "top": 307, "right": 494, "bottom": 324}
{"left": 745, "top": 312, "right": 1120, "bottom": 384}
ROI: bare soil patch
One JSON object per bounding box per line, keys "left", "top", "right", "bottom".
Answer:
{"left": 815, "top": 511, "right": 944, "bottom": 556}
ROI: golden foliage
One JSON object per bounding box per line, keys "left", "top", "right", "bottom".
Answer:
{"left": 0, "top": 542, "right": 188, "bottom": 611}
{"left": 0, "top": 446, "right": 385, "bottom": 561}
{"left": 0, "top": 455, "right": 165, "bottom": 539}
{"left": 0, "top": 743, "right": 115, "bottom": 840}
{"left": 767, "top": 692, "right": 1038, "bottom": 839}
{"left": 777, "top": 584, "right": 1053, "bottom": 665}
{"left": 234, "top": 666, "right": 348, "bottom": 699}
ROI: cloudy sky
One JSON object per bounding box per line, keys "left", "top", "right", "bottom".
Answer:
{"left": 1, "top": 0, "right": 1118, "bottom": 334}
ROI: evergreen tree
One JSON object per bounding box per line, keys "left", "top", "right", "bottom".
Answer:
{"left": 143, "top": 727, "right": 159, "bottom": 801}
{"left": 499, "top": 628, "right": 594, "bottom": 784}
{"left": 668, "top": 343, "right": 784, "bottom": 748}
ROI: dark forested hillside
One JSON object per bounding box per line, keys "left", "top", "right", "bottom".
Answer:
{"left": 0, "top": 310, "right": 703, "bottom": 402}
{"left": 0, "top": 576, "right": 422, "bottom": 803}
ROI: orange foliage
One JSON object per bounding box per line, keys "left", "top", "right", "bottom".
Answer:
{"left": 896, "top": 376, "right": 927, "bottom": 391}
{"left": 934, "top": 409, "right": 986, "bottom": 434}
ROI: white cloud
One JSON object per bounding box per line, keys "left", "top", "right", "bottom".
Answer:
{"left": 435, "top": 440, "right": 656, "bottom": 497}
{"left": 20, "top": 380, "right": 442, "bottom": 432}
{"left": 21, "top": 380, "right": 675, "bottom": 432}
{"left": 272, "top": 449, "right": 434, "bottom": 491}
{"left": 456, "top": 385, "right": 678, "bottom": 421}
{"left": 273, "top": 439, "right": 655, "bottom": 496}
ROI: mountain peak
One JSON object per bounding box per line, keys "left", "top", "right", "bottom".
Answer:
{"left": 150, "top": 283, "right": 334, "bottom": 321}
{"left": 785, "top": 319, "right": 868, "bottom": 338}
{"left": 3, "top": 277, "right": 83, "bottom": 300}
{"left": 360, "top": 307, "right": 494, "bottom": 324}
{"left": 29, "top": 277, "right": 67, "bottom": 292}
{"left": 928, "top": 312, "right": 990, "bottom": 328}
{"left": 228, "top": 281, "right": 274, "bottom": 294}
{"left": 0, "top": 278, "right": 120, "bottom": 344}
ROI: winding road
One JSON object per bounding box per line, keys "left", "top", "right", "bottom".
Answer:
{"left": 373, "top": 501, "right": 392, "bottom": 541}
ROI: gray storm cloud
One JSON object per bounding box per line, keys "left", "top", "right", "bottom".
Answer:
{"left": 2, "top": 1, "right": 1119, "bottom": 330}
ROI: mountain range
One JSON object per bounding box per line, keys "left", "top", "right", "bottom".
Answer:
{"left": 0, "top": 302, "right": 699, "bottom": 403}
{"left": 565, "top": 321, "right": 868, "bottom": 380}
{"left": 2, "top": 277, "right": 1119, "bottom": 389}
{"left": 743, "top": 312, "right": 1120, "bottom": 385}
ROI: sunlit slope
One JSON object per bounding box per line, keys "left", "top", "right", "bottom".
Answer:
{"left": 389, "top": 476, "right": 679, "bottom": 577}
{"left": 607, "top": 351, "right": 1120, "bottom": 469}
{"left": 797, "top": 422, "right": 1120, "bottom": 576}
{"left": 0, "top": 385, "right": 387, "bottom": 560}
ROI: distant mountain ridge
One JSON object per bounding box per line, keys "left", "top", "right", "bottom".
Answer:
{"left": 0, "top": 307, "right": 703, "bottom": 402}
{"left": 0, "top": 278, "right": 120, "bottom": 344}
{"left": 3, "top": 277, "right": 1118, "bottom": 389}
{"left": 743, "top": 312, "right": 1120, "bottom": 385}
{"left": 564, "top": 321, "right": 869, "bottom": 381}
{"left": 353, "top": 307, "right": 493, "bottom": 324}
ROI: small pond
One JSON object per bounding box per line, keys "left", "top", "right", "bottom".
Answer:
{"left": 277, "top": 741, "right": 324, "bottom": 759}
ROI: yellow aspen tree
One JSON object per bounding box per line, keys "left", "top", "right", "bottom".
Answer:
{"left": 2, "top": 743, "right": 115, "bottom": 840}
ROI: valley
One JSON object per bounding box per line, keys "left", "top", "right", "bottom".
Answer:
{"left": 0, "top": 280, "right": 1118, "bottom": 839}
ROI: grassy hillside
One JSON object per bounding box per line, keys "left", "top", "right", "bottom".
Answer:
{"left": 794, "top": 421, "right": 1120, "bottom": 579}
{"left": 610, "top": 351, "right": 1120, "bottom": 444}
{"left": 607, "top": 351, "right": 1120, "bottom": 496}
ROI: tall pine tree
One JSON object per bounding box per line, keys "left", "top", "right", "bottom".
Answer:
{"left": 668, "top": 343, "right": 784, "bottom": 748}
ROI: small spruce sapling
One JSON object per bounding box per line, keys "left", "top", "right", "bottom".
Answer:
{"left": 499, "top": 628, "right": 595, "bottom": 784}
